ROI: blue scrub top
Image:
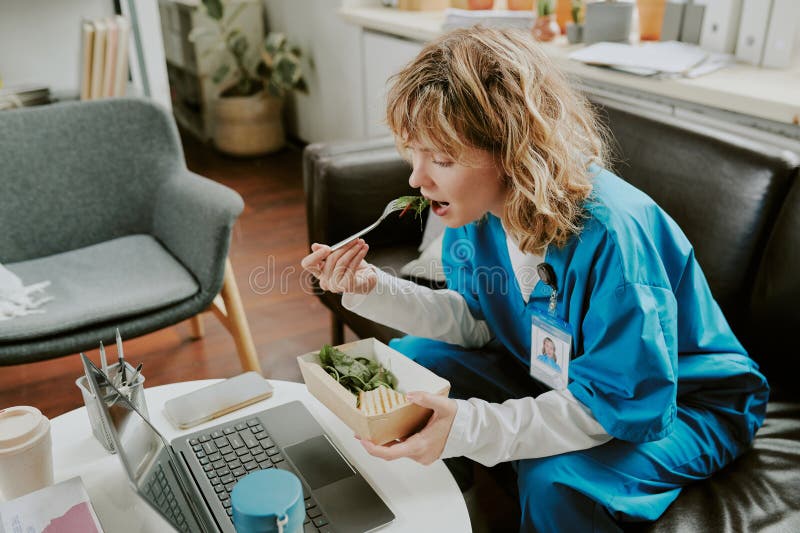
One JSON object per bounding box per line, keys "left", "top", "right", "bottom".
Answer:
{"left": 442, "top": 167, "right": 768, "bottom": 444}
{"left": 536, "top": 354, "right": 562, "bottom": 373}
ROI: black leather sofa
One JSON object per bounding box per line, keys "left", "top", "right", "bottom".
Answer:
{"left": 303, "top": 104, "right": 800, "bottom": 531}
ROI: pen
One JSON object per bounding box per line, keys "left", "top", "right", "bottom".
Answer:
{"left": 116, "top": 328, "right": 127, "bottom": 386}
{"left": 82, "top": 351, "right": 109, "bottom": 389}
{"left": 99, "top": 341, "right": 109, "bottom": 378}
{"left": 128, "top": 363, "right": 143, "bottom": 386}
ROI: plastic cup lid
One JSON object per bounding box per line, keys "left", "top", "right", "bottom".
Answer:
{"left": 0, "top": 406, "right": 48, "bottom": 453}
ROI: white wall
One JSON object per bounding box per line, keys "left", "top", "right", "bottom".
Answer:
{"left": 363, "top": 31, "right": 423, "bottom": 137}
{"left": 0, "top": 0, "right": 170, "bottom": 109}
{"left": 0, "top": 0, "right": 114, "bottom": 97}
{"left": 263, "top": 0, "right": 366, "bottom": 143}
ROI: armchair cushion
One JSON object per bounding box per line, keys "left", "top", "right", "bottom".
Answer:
{"left": 0, "top": 235, "right": 198, "bottom": 341}
{"left": 643, "top": 402, "right": 800, "bottom": 532}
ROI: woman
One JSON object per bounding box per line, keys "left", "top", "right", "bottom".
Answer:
{"left": 536, "top": 337, "right": 561, "bottom": 373}
{"left": 301, "top": 27, "right": 768, "bottom": 532}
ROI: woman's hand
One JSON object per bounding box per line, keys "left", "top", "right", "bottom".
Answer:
{"left": 300, "top": 239, "right": 377, "bottom": 294}
{"left": 358, "top": 391, "right": 458, "bottom": 465}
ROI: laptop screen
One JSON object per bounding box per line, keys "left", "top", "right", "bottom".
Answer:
{"left": 81, "top": 355, "right": 205, "bottom": 533}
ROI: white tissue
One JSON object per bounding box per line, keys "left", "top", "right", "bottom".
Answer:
{"left": 0, "top": 263, "right": 53, "bottom": 321}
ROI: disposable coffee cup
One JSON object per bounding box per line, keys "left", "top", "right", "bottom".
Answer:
{"left": 0, "top": 406, "right": 54, "bottom": 501}
{"left": 231, "top": 469, "right": 305, "bottom": 533}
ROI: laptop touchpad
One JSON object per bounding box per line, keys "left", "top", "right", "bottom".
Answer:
{"left": 284, "top": 435, "right": 355, "bottom": 490}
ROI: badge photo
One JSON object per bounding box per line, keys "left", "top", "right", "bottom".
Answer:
{"left": 530, "top": 312, "right": 572, "bottom": 391}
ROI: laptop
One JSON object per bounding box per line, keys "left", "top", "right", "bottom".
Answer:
{"left": 81, "top": 355, "right": 395, "bottom": 533}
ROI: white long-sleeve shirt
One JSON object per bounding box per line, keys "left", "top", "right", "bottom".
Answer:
{"left": 341, "top": 233, "right": 611, "bottom": 467}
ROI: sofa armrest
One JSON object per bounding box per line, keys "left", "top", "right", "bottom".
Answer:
{"left": 152, "top": 170, "right": 244, "bottom": 297}
{"left": 303, "top": 139, "right": 425, "bottom": 248}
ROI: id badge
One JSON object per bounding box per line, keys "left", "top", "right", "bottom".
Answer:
{"left": 530, "top": 310, "right": 573, "bottom": 391}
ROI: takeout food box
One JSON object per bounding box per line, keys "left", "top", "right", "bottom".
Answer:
{"left": 297, "top": 338, "right": 451, "bottom": 445}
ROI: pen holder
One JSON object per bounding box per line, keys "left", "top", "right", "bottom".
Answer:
{"left": 75, "top": 361, "right": 148, "bottom": 453}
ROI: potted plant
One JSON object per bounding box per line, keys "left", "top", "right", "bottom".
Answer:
{"left": 566, "top": 0, "right": 585, "bottom": 44}
{"left": 532, "top": 0, "right": 560, "bottom": 42}
{"left": 194, "top": 0, "right": 307, "bottom": 156}
{"left": 583, "top": 0, "right": 635, "bottom": 45}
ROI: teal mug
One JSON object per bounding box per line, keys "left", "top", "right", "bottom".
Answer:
{"left": 231, "top": 469, "right": 305, "bottom": 533}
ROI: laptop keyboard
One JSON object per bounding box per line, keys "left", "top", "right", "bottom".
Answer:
{"left": 189, "top": 417, "right": 334, "bottom": 533}
{"left": 143, "top": 463, "right": 190, "bottom": 532}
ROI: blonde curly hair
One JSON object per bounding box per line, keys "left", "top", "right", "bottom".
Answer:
{"left": 386, "top": 26, "right": 609, "bottom": 253}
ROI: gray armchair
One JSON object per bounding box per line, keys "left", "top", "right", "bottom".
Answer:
{"left": 0, "top": 98, "right": 260, "bottom": 373}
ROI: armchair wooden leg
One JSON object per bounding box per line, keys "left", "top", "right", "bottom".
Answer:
{"left": 331, "top": 314, "right": 344, "bottom": 346}
{"left": 189, "top": 314, "right": 205, "bottom": 339}
{"left": 208, "top": 258, "right": 263, "bottom": 374}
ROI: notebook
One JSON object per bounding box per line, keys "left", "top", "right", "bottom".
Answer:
{"left": 81, "top": 355, "right": 394, "bottom": 532}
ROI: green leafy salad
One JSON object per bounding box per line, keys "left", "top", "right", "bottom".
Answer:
{"left": 318, "top": 344, "right": 399, "bottom": 396}
{"left": 396, "top": 196, "right": 430, "bottom": 228}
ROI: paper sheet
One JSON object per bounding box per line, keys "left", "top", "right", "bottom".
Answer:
{"left": 569, "top": 41, "right": 717, "bottom": 75}
{"left": 0, "top": 477, "right": 104, "bottom": 533}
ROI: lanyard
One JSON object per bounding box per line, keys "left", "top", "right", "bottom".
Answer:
{"left": 537, "top": 262, "right": 558, "bottom": 315}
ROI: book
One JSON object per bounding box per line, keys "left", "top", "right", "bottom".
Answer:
{"left": 102, "top": 17, "right": 118, "bottom": 97}
{"left": 0, "top": 477, "right": 104, "bottom": 533}
{"left": 80, "top": 21, "right": 95, "bottom": 100}
{"left": 0, "top": 84, "right": 51, "bottom": 110}
{"left": 699, "top": 0, "right": 745, "bottom": 54}
{"left": 761, "top": 0, "right": 800, "bottom": 68}
{"left": 89, "top": 19, "right": 107, "bottom": 100}
{"left": 735, "top": 0, "right": 772, "bottom": 65}
{"left": 78, "top": 16, "right": 131, "bottom": 100}
{"left": 442, "top": 8, "right": 535, "bottom": 31}
{"left": 114, "top": 16, "right": 131, "bottom": 97}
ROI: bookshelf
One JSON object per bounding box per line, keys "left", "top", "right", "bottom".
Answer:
{"left": 0, "top": 0, "right": 170, "bottom": 109}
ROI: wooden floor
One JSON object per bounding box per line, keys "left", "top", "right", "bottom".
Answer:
{"left": 0, "top": 134, "right": 356, "bottom": 419}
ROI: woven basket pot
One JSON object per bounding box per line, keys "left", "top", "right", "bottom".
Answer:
{"left": 213, "top": 91, "right": 285, "bottom": 156}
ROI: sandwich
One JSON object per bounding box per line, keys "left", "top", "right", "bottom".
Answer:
{"left": 358, "top": 385, "right": 408, "bottom": 415}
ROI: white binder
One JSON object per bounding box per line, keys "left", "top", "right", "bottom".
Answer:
{"left": 735, "top": 0, "right": 772, "bottom": 64}
{"left": 761, "top": 0, "right": 800, "bottom": 68}
{"left": 700, "top": 0, "right": 744, "bottom": 53}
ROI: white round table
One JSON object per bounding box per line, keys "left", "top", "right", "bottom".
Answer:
{"left": 51, "top": 379, "right": 471, "bottom": 532}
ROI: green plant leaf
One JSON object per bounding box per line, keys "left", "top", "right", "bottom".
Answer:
{"left": 274, "top": 55, "right": 299, "bottom": 84}
{"left": 571, "top": 0, "right": 584, "bottom": 23}
{"left": 202, "top": 0, "right": 223, "bottom": 20}
{"left": 264, "top": 33, "right": 287, "bottom": 56}
{"left": 227, "top": 30, "right": 249, "bottom": 57}
{"left": 212, "top": 63, "right": 230, "bottom": 84}
{"left": 537, "top": 0, "right": 555, "bottom": 16}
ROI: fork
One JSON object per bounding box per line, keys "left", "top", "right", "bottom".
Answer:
{"left": 329, "top": 198, "right": 406, "bottom": 251}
